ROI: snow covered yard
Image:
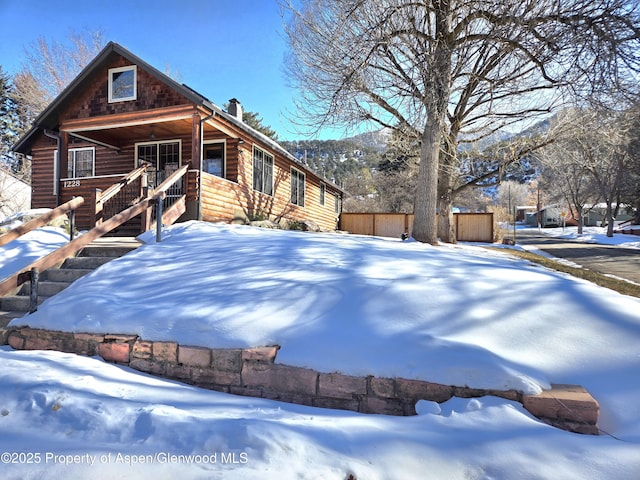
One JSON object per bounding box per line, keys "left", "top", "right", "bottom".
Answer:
{"left": 2, "top": 221, "right": 640, "bottom": 479}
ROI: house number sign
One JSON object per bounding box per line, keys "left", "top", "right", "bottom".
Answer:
{"left": 63, "top": 180, "right": 81, "bottom": 188}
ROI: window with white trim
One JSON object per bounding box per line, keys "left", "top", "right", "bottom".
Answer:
{"left": 252, "top": 146, "right": 274, "bottom": 195}
{"left": 108, "top": 65, "right": 137, "bottom": 102}
{"left": 204, "top": 142, "right": 226, "bottom": 178}
{"left": 56, "top": 147, "right": 95, "bottom": 179}
{"left": 290, "top": 168, "right": 305, "bottom": 206}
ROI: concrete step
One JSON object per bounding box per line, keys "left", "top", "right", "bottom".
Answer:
{"left": 61, "top": 256, "right": 116, "bottom": 270}
{"left": 79, "top": 245, "right": 139, "bottom": 258}
{"left": 19, "top": 281, "right": 71, "bottom": 297}
{"left": 0, "top": 311, "right": 25, "bottom": 326}
{"left": 42, "top": 268, "right": 94, "bottom": 283}
{"left": 0, "top": 295, "right": 49, "bottom": 313}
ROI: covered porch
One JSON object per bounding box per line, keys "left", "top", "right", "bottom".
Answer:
{"left": 56, "top": 104, "right": 243, "bottom": 233}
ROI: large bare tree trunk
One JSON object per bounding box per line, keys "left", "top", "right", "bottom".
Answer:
{"left": 437, "top": 134, "right": 457, "bottom": 243}
{"left": 413, "top": 120, "right": 442, "bottom": 244}
{"left": 437, "top": 171, "right": 456, "bottom": 243}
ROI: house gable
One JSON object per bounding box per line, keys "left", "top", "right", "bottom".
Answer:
{"left": 61, "top": 53, "right": 194, "bottom": 123}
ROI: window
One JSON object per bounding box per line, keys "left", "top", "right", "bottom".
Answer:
{"left": 108, "top": 65, "right": 137, "bottom": 102}
{"left": 290, "top": 168, "right": 305, "bottom": 207}
{"left": 204, "top": 143, "right": 225, "bottom": 178}
{"left": 57, "top": 147, "right": 95, "bottom": 179}
{"left": 252, "top": 146, "right": 273, "bottom": 195}
{"left": 334, "top": 194, "right": 340, "bottom": 214}
{"left": 320, "top": 182, "right": 326, "bottom": 206}
{"left": 135, "top": 140, "right": 181, "bottom": 187}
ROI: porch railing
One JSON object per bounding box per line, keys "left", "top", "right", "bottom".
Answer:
{"left": 96, "top": 164, "right": 149, "bottom": 224}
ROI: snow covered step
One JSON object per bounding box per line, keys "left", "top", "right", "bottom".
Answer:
{"left": 0, "top": 237, "right": 141, "bottom": 322}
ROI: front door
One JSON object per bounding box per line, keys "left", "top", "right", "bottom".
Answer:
{"left": 137, "top": 141, "right": 180, "bottom": 188}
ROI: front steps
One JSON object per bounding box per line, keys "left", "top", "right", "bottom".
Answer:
{"left": 0, "top": 237, "right": 141, "bottom": 326}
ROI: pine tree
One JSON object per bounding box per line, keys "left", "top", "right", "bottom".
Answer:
{"left": 0, "top": 66, "right": 19, "bottom": 169}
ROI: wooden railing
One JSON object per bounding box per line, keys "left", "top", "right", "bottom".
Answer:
{"left": 0, "top": 197, "right": 85, "bottom": 248}
{"left": 96, "top": 164, "right": 149, "bottom": 225}
{"left": 0, "top": 164, "right": 190, "bottom": 298}
{"left": 142, "top": 164, "right": 189, "bottom": 235}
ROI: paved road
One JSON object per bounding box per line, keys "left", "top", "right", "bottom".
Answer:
{"left": 513, "top": 229, "right": 640, "bottom": 284}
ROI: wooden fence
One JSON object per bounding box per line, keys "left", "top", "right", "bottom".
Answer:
{"left": 340, "top": 212, "right": 494, "bottom": 243}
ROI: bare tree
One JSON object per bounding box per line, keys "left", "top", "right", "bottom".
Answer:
{"left": 538, "top": 111, "right": 600, "bottom": 233}
{"left": 544, "top": 108, "right": 634, "bottom": 236}
{"left": 20, "top": 31, "right": 106, "bottom": 102}
{"left": 282, "top": 0, "right": 640, "bottom": 244}
{"left": 580, "top": 110, "right": 634, "bottom": 237}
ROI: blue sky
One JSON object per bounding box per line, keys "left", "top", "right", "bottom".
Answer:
{"left": 0, "top": 0, "right": 344, "bottom": 140}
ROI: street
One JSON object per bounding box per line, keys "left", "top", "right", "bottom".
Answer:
{"left": 513, "top": 228, "right": 640, "bottom": 284}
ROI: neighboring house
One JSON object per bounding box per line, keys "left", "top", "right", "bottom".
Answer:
{"left": 525, "top": 205, "right": 563, "bottom": 228}
{"left": 515, "top": 206, "right": 536, "bottom": 223}
{"left": 12, "top": 42, "right": 343, "bottom": 234}
{"left": 0, "top": 168, "right": 30, "bottom": 221}
{"left": 583, "top": 203, "right": 634, "bottom": 227}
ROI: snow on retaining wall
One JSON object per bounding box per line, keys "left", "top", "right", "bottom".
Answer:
{"left": 1, "top": 327, "right": 599, "bottom": 435}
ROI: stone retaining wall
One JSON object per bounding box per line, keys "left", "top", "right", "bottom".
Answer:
{"left": 1, "top": 327, "right": 599, "bottom": 435}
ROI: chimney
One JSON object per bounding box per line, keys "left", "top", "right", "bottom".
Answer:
{"left": 228, "top": 98, "right": 243, "bottom": 122}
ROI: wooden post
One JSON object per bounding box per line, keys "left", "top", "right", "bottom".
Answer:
{"left": 140, "top": 172, "right": 151, "bottom": 232}
{"left": 69, "top": 207, "right": 76, "bottom": 241}
{"left": 90, "top": 188, "right": 103, "bottom": 228}
{"left": 191, "top": 112, "right": 201, "bottom": 170}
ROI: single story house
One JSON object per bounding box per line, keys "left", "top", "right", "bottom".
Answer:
{"left": 582, "top": 203, "right": 634, "bottom": 227}
{"left": 524, "top": 205, "right": 563, "bottom": 228}
{"left": 13, "top": 42, "right": 343, "bottom": 234}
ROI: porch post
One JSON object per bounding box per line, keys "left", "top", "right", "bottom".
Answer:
{"left": 191, "top": 112, "right": 201, "bottom": 170}
{"left": 192, "top": 111, "right": 203, "bottom": 220}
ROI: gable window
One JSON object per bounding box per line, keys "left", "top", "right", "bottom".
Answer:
{"left": 319, "top": 182, "right": 326, "bottom": 206}
{"left": 108, "top": 65, "right": 137, "bottom": 102}
{"left": 204, "top": 142, "right": 225, "bottom": 178}
{"left": 56, "top": 147, "right": 95, "bottom": 179}
{"left": 290, "top": 168, "right": 305, "bottom": 207}
{"left": 252, "top": 146, "right": 273, "bottom": 195}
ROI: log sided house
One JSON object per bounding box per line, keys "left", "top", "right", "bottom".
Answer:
{"left": 13, "top": 42, "right": 343, "bottom": 235}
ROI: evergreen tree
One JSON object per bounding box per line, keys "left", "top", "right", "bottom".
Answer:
{"left": 242, "top": 110, "right": 279, "bottom": 142}
{"left": 0, "top": 66, "right": 19, "bottom": 169}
